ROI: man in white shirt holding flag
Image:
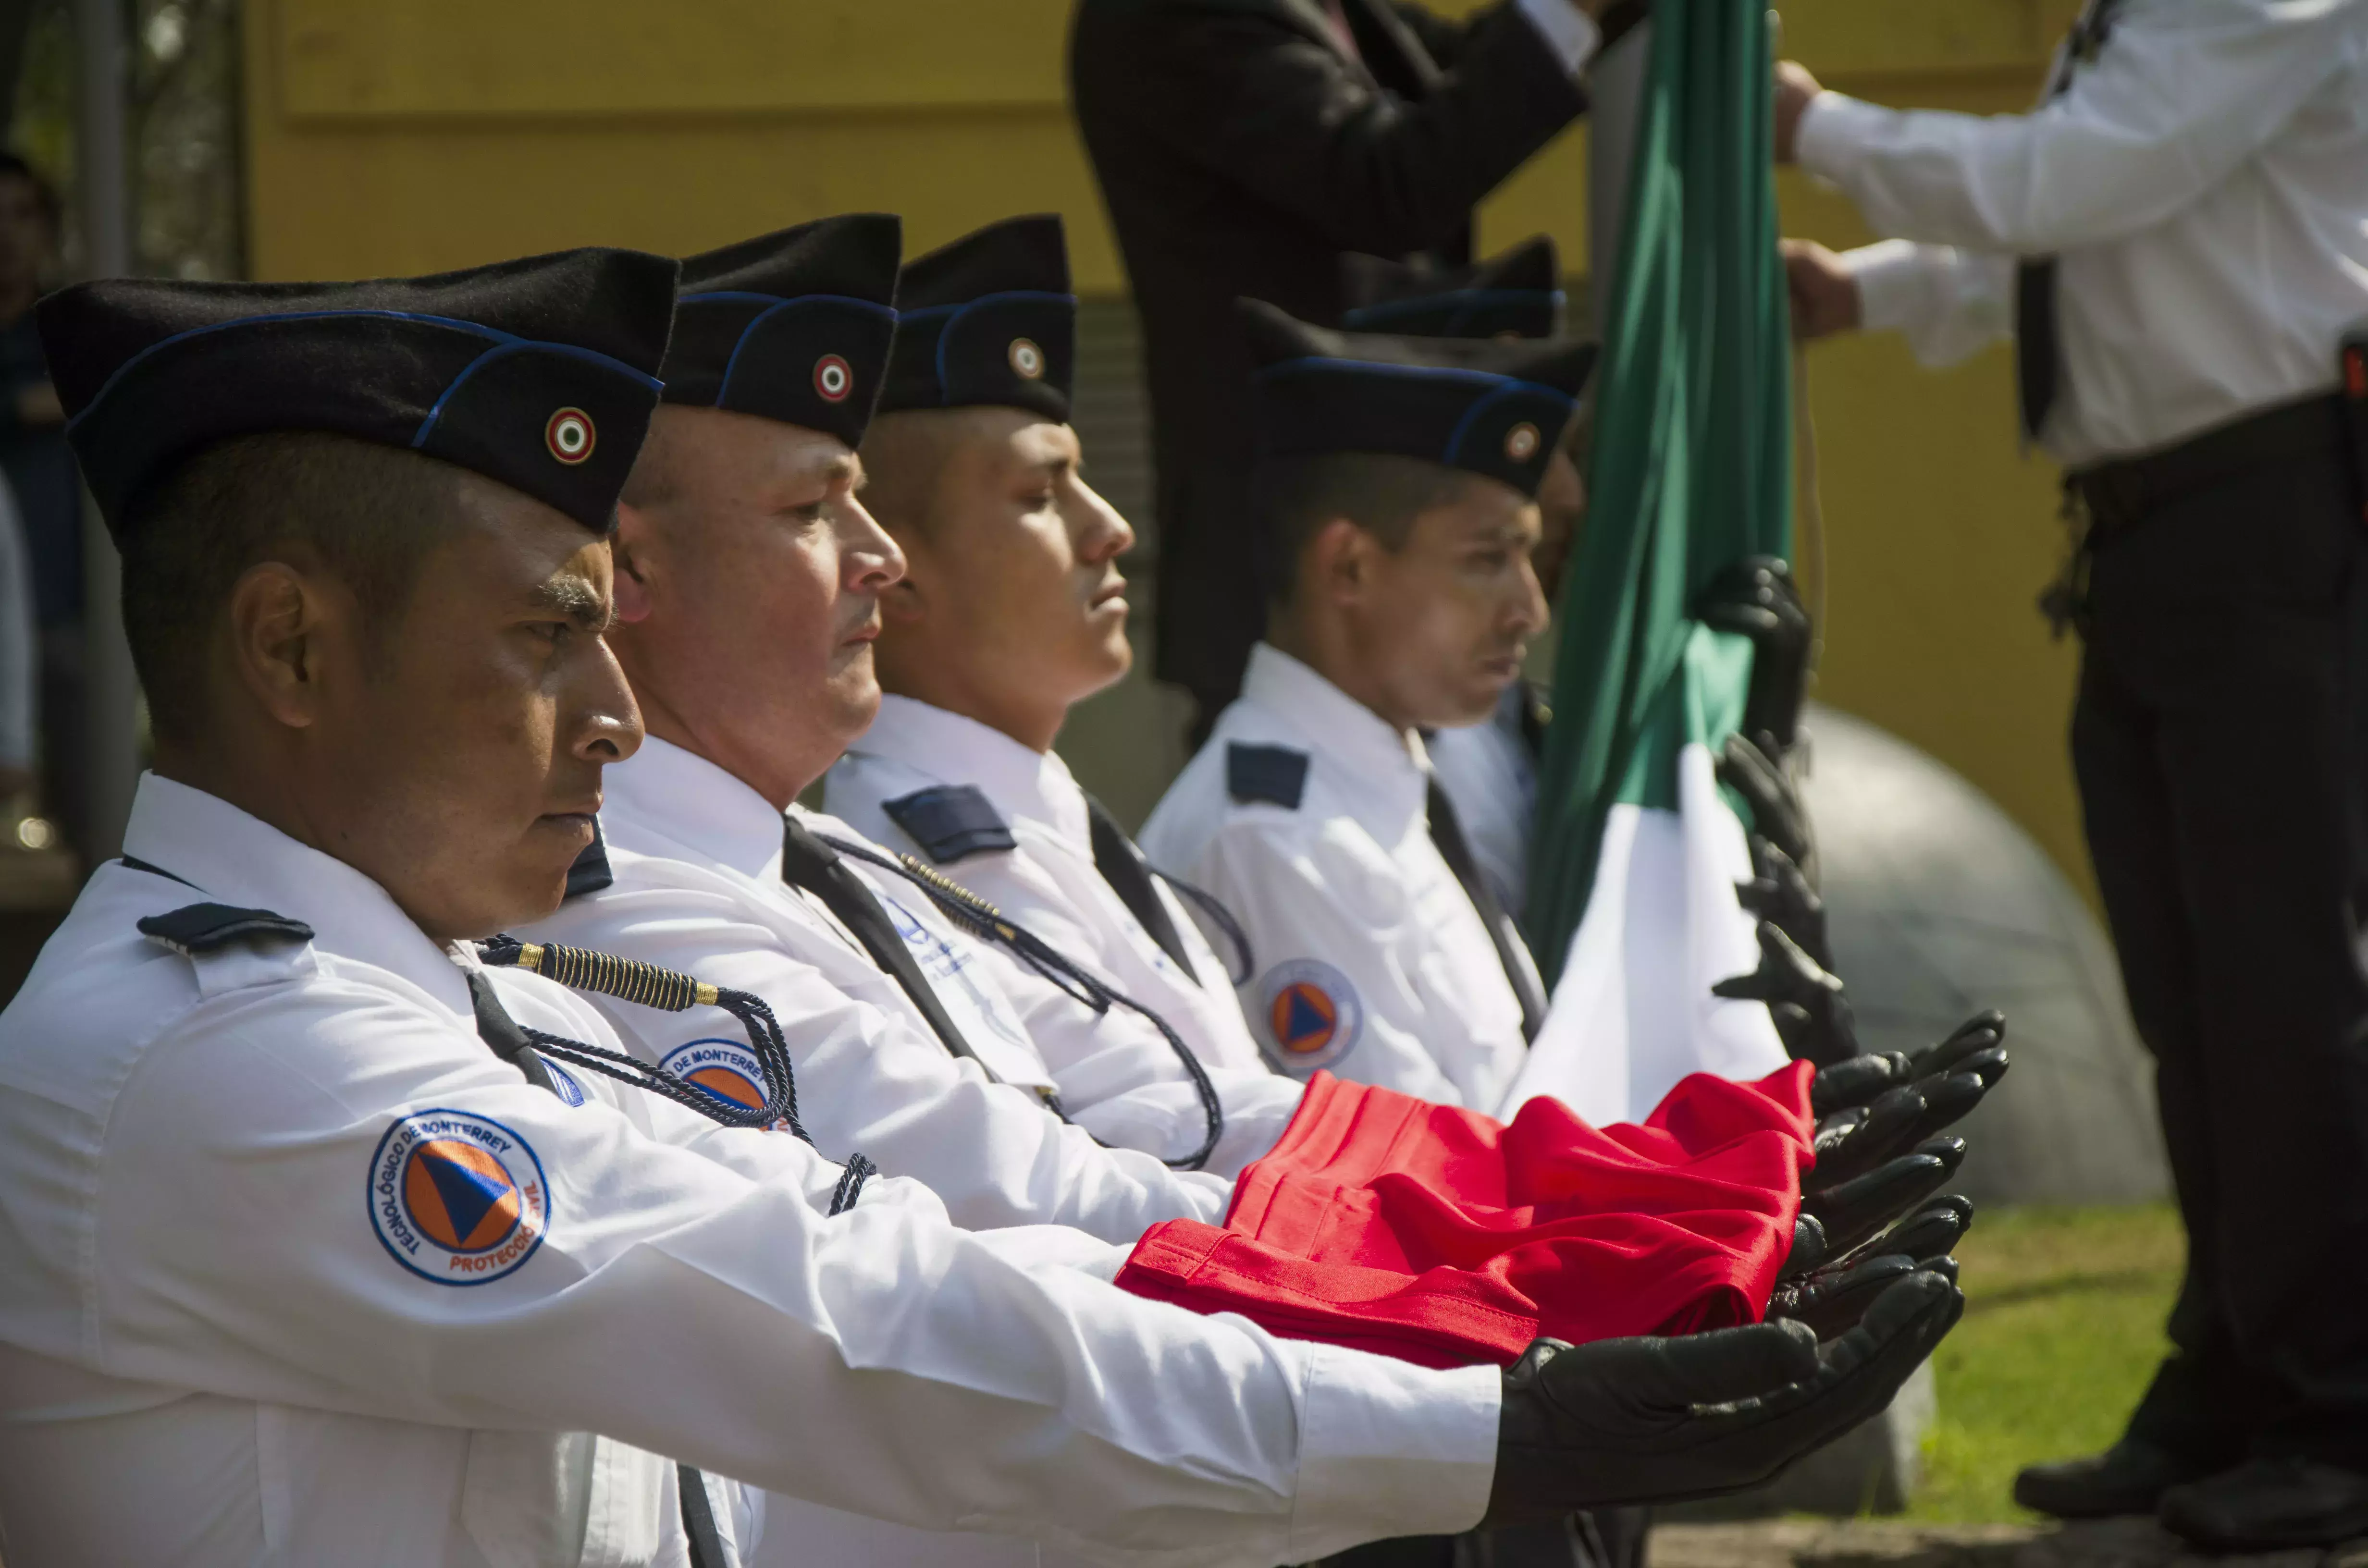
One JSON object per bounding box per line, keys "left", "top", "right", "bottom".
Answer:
{"left": 1776, "top": 0, "right": 2368, "bottom": 1545}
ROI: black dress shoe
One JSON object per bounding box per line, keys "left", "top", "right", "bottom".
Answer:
{"left": 2159, "top": 1457, "right": 2368, "bottom": 1551}
{"left": 2013, "top": 1441, "right": 2217, "bottom": 1519}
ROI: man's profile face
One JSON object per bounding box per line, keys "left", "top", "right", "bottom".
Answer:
{"left": 610, "top": 406, "right": 902, "bottom": 801}
{"left": 312, "top": 477, "right": 641, "bottom": 941}
{"left": 1346, "top": 476, "right": 1549, "bottom": 731}
{"left": 0, "top": 174, "right": 53, "bottom": 294}
{"left": 889, "top": 411, "right": 1135, "bottom": 720}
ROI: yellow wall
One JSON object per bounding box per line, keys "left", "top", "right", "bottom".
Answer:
{"left": 245, "top": 0, "right": 2097, "bottom": 900}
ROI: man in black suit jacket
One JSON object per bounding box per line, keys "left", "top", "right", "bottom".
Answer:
{"left": 1070, "top": 0, "right": 1624, "bottom": 733}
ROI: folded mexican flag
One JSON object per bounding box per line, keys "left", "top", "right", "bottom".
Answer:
{"left": 1514, "top": 0, "right": 1800, "bottom": 1126}
{"left": 1114, "top": 1065, "right": 1815, "bottom": 1369}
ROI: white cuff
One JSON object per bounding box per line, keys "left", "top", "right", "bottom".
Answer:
{"left": 1841, "top": 238, "right": 1937, "bottom": 335}
{"left": 1794, "top": 90, "right": 1893, "bottom": 184}
{"left": 1286, "top": 1347, "right": 1501, "bottom": 1561}
{"left": 1512, "top": 0, "right": 1602, "bottom": 75}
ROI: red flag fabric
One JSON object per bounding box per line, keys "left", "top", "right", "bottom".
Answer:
{"left": 1115, "top": 1063, "right": 1817, "bottom": 1368}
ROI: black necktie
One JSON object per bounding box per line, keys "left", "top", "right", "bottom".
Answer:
{"left": 1425, "top": 777, "right": 1547, "bottom": 1042}
{"left": 1085, "top": 796, "right": 1199, "bottom": 978}
{"left": 778, "top": 815, "right": 990, "bottom": 1072}
{"left": 468, "top": 973, "right": 728, "bottom": 1568}
{"left": 2015, "top": 0, "right": 2123, "bottom": 441}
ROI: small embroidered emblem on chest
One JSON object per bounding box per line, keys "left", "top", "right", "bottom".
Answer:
{"left": 661, "top": 1037, "right": 769, "bottom": 1113}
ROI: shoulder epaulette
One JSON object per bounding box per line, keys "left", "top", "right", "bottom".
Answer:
{"left": 136, "top": 901, "right": 315, "bottom": 957}
{"left": 565, "top": 818, "right": 613, "bottom": 898}
{"left": 1226, "top": 743, "right": 1308, "bottom": 809}
{"left": 881, "top": 784, "right": 1016, "bottom": 864}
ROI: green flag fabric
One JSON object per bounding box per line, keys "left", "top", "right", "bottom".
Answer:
{"left": 1507, "top": 0, "right": 1796, "bottom": 1125}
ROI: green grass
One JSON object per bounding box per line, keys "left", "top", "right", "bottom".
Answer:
{"left": 1903, "top": 1203, "right": 2185, "bottom": 1524}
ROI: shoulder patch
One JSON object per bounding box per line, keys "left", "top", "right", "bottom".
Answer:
{"left": 136, "top": 901, "right": 315, "bottom": 958}
{"left": 881, "top": 784, "right": 1016, "bottom": 864}
{"left": 564, "top": 818, "right": 613, "bottom": 898}
{"left": 1227, "top": 744, "right": 1309, "bottom": 809}
{"left": 368, "top": 1108, "right": 550, "bottom": 1286}
{"left": 1253, "top": 958, "right": 1363, "bottom": 1075}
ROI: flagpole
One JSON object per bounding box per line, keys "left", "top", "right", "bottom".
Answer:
{"left": 1586, "top": 21, "right": 1651, "bottom": 338}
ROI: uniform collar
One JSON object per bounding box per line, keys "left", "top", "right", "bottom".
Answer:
{"left": 852, "top": 694, "right": 1093, "bottom": 853}
{"left": 119, "top": 771, "right": 474, "bottom": 1013}
{"left": 598, "top": 734, "right": 786, "bottom": 879}
{"left": 1241, "top": 642, "right": 1431, "bottom": 804}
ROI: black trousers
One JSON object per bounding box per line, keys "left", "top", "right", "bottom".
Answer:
{"left": 1321, "top": 1509, "right": 1652, "bottom": 1568}
{"left": 2072, "top": 442, "right": 2368, "bottom": 1470}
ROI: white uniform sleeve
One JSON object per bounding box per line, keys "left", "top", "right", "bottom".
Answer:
{"left": 537, "top": 885, "right": 1230, "bottom": 1240}
{"left": 87, "top": 982, "right": 1501, "bottom": 1566}
{"left": 1842, "top": 238, "right": 2017, "bottom": 368}
{"left": 1511, "top": 0, "right": 1602, "bottom": 74}
{"left": 1188, "top": 818, "right": 1473, "bottom": 1107}
{"left": 1794, "top": 0, "right": 2368, "bottom": 253}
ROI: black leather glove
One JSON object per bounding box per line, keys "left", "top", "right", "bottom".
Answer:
{"left": 1801, "top": 1138, "right": 1965, "bottom": 1260}
{"left": 1809, "top": 1012, "right": 2008, "bottom": 1119}
{"left": 1807, "top": 1053, "right": 2007, "bottom": 1193}
{"left": 1737, "top": 840, "right": 1829, "bottom": 971}
{"left": 1718, "top": 734, "right": 1817, "bottom": 888}
{"left": 1713, "top": 921, "right": 1858, "bottom": 1065}
{"left": 1768, "top": 1252, "right": 1918, "bottom": 1340}
{"left": 1696, "top": 557, "right": 1812, "bottom": 757}
{"left": 1484, "top": 1272, "right": 1963, "bottom": 1519}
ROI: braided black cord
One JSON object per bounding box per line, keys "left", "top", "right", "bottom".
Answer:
{"left": 480, "top": 934, "right": 811, "bottom": 1143}
{"left": 816, "top": 833, "right": 1225, "bottom": 1172}
{"left": 828, "top": 1153, "right": 878, "bottom": 1216}
{"left": 1152, "top": 870, "right": 1256, "bottom": 986}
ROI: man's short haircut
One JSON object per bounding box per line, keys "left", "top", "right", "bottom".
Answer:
{"left": 0, "top": 152, "right": 61, "bottom": 229}
{"left": 1254, "top": 451, "right": 1474, "bottom": 603}
{"left": 120, "top": 431, "right": 466, "bottom": 746}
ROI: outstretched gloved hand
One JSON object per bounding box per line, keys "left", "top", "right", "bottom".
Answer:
{"left": 1772, "top": 1196, "right": 1974, "bottom": 1336}
{"left": 1484, "top": 1272, "right": 1964, "bottom": 1519}
{"left": 1713, "top": 920, "right": 1858, "bottom": 1065}
{"left": 1811, "top": 1013, "right": 2007, "bottom": 1119}
{"left": 1808, "top": 1040, "right": 2008, "bottom": 1194}
{"left": 1737, "top": 840, "right": 1829, "bottom": 971}
{"left": 1719, "top": 733, "right": 1818, "bottom": 888}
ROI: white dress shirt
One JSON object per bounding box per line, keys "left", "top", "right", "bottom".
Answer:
{"left": 1799, "top": 0, "right": 2368, "bottom": 466}
{"left": 0, "top": 772, "right": 1502, "bottom": 1568}
{"left": 1424, "top": 683, "right": 1540, "bottom": 919}
{"left": 1139, "top": 644, "right": 1535, "bottom": 1111}
{"left": 827, "top": 696, "right": 1306, "bottom": 1177}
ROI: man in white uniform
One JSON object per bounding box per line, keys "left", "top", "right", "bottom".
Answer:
{"left": 1140, "top": 305, "right": 1589, "bottom": 1111}
{"left": 0, "top": 246, "right": 1970, "bottom": 1567}
{"left": 1336, "top": 236, "right": 1583, "bottom": 920}
{"left": 1773, "top": 0, "right": 2368, "bottom": 1544}
{"left": 826, "top": 218, "right": 1275, "bottom": 1093}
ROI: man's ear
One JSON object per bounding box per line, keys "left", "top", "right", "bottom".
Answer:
{"left": 1304, "top": 515, "right": 1377, "bottom": 605}
{"left": 612, "top": 500, "right": 654, "bottom": 625}
{"left": 225, "top": 559, "right": 333, "bottom": 731}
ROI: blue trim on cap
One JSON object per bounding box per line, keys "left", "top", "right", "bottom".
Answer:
{"left": 1341, "top": 287, "right": 1567, "bottom": 332}
{"left": 411, "top": 337, "right": 665, "bottom": 447}
{"left": 709, "top": 293, "right": 897, "bottom": 409}
{"left": 895, "top": 290, "right": 1075, "bottom": 404}
{"left": 68, "top": 307, "right": 662, "bottom": 438}
{"left": 1442, "top": 380, "right": 1577, "bottom": 467}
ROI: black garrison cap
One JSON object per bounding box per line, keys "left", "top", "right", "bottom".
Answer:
{"left": 878, "top": 215, "right": 1074, "bottom": 424}
{"left": 661, "top": 214, "right": 902, "bottom": 450}
{"left": 41, "top": 247, "right": 678, "bottom": 539}
{"left": 1340, "top": 235, "right": 1564, "bottom": 341}
{"left": 1243, "top": 299, "right": 1596, "bottom": 499}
